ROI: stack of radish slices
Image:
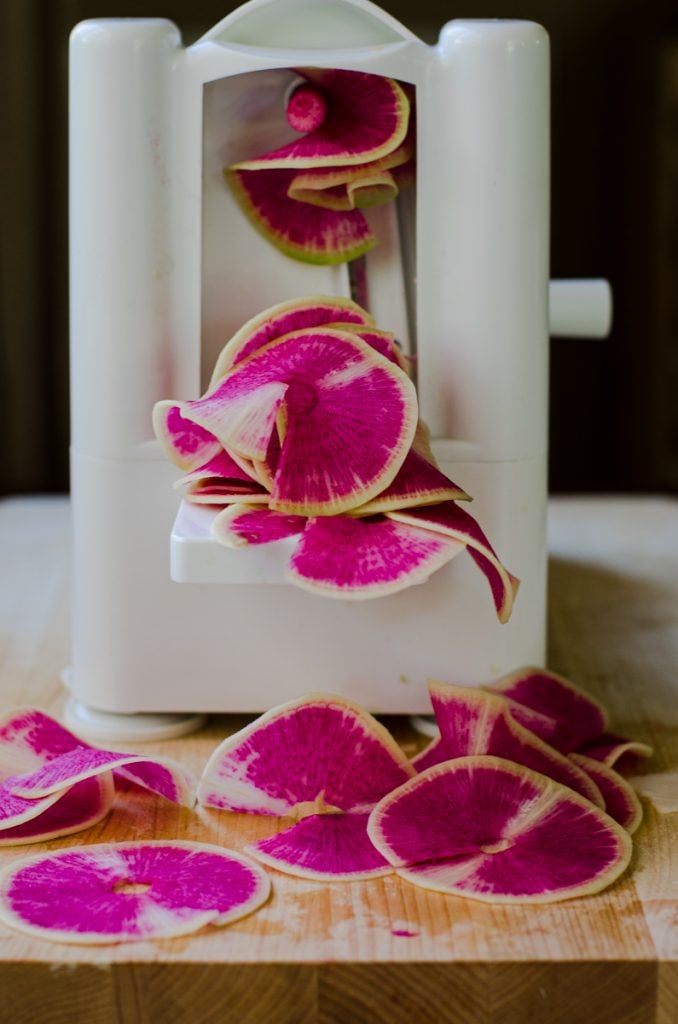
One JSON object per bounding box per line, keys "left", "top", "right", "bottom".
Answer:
{"left": 0, "top": 671, "right": 650, "bottom": 943}
{"left": 153, "top": 295, "right": 518, "bottom": 616}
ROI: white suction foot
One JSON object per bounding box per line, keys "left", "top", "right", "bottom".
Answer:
{"left": 63, "top": 696, "right": 207, "bottom": 743}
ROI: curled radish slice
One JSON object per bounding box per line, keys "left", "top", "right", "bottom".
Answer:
{"left": 569, "top": 754, "right": 643, "bottom": 834}
{"left": 368, "top": 756, "right": 632, "bottom": 904}
{"left": 235, "top": 69, "right": 409, "bottom": 171}
{"left": 152, "top": 402, "right": 224, "bottom": 472}
{"left": 387, "top": 502, "right": 519, "bottom": 623}
{"left": 0, "top": 841, "right": 270, "bottom": 944}
{"left": 9, "top": 747, "right": 196, "bottom": 808}
{"left": 485, "top": 667, "right": 608, "bottom": 753}
{"left": 0, "top": 775, "right": 114, "bottom": 847}
{"left": 227, "top": 167, "right": 376, "bottom": 266}
{"left": 577, "top": 733, "right": 654, "bottom": 770}
{"left": 425, "top": 682, "right": 604, "bottom": 806}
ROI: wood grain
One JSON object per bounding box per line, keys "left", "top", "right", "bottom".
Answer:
{"left": 0, "top": 496, "right": 677, "bottom": 1023}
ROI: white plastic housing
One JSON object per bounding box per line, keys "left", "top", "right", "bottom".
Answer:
{"left": 68, "top": 0, "right": 555, "bottom": 715}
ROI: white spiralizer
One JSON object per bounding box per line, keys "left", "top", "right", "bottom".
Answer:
{"left": 67, "top": 0, "right": 611, "bottom": 739}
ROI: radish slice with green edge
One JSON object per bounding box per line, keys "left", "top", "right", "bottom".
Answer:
{"left": 424, "top": 682, "right": 604, "bottom": 806}
{"left": 198, "top": 695, "right": 414, "bottom": 880}
{"left": 0, "top": 775, "right": 114, "bottom": 847}
{"left": 288, "top": 167, "right": 398, "bottom": 211}
{"left": 249, "top": 812, "right": 392, "bottom": 880}
{"left": 210, "top": 295, "right": 373, "bottom": 383}
{"left": 387, "top": 502, "right": 520, "bottom": 623}
{"left": 0, "top": 841, "right": 270, "bottom": 944}
{"left": 181, "top": 329, "right": 417, "bottom": 516}
{"left": 577, "top": 733, "right": 654, "bottom": 770}
{"left": 485, "top": 667, "right": 608, "bottom": 753}
{"left": 367, "top": 756, "right": 632, "bottom": 904}
{"left": 353, "top": 449, "right": 470, "bottom": 516}
{"left": 212, "top": 505, "right": 306, "bottom": 547}
{"left": 9, "top": 747, "right": 196, "bottom": 808}
{"left": 287, "top": 515, "right": 465, "bottom": 599}
{"left": 234, "top": 69, "right": 409, "bottom": 171}
{"left": 286, "top": 142, "right": 413, "bottom": 211}
{"left": 226, "top": 167, "right": 376, "bottom": 265}
{"left": 569, "top": 754, "right": 643, "bottom": 834}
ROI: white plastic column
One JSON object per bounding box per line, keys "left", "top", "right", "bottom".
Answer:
{"left": 417, "top": 21, "right": 550, "bottom": 458}
{"left": 70, "top": 19, "right": 180, "bottom": 459}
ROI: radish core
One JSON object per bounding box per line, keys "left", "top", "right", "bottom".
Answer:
{"left": 286, "top": 85, "right": 328, "bottom": 133}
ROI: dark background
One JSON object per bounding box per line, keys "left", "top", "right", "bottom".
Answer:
{"left": 2, "top": 0, "right": 677, "bottom": 496}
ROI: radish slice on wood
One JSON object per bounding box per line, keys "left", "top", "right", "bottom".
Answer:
{"left": 569, "top": 754, "right": 643, "bottom": 834}
{"left": 485, "top": 667, "right": 608, "bottom": 753}
{"left": 9, "top": 747, "right": 196, "bottom": 808}
{"left": 250, "top": 812, "right": 392, "bottom": 880}
{"left": 422, "top": 682, "right": 604, "bottom": 806}
{"left": 0, "top": 841, "right": 270, "bottom": 944}
{"left": 577, "top": 733, "right": 654, "bottom": 770}
{"left": 367, "top": 756, "right": 632, "bottom": 904}
{"left": 0, "top": 776, "right": 114, "bottom": 847}
{"left": 198, "top": 695, "right": 414, "bottom": 879}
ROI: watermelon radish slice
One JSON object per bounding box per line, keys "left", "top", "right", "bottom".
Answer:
{"left": 235, "top": 69, "right": 409, "bottom": 171}
{"left": 286, "top": 141, "right": 413, "bottom": 211}
{"left": 212, "top": 505, "right": 306, "bottom": 547}
{"left": 569, "top": 753, "right": 643, "bottom": 834}
{"left": 9, "top": 746, "right": 196, "bottom": 808}
{"left": 367, "top": 756, "right": 632, "bottom": 904}
{"left": 152, "top": 402, "right": 224, "bottom": 472}
{"left": 210, "top": 295, "right": 373, "bottom": 383}
{"left": 288, "top": 167, "right": 399, "bottom": 211}
{"left": 485, "top": 667, "right": 608, "bottom": 753}
{"left": 251, "top": 812, "right": 392, "bottom": 880}
{"left": 181, "top": 328, "right": 417, "bottom": 516}
{"left": 353, "top": 449, "right": 470, "bottom": 516}
{"left": 423, "top": 682, "right": 604, "bottom": 806}
{"left": 287, "top": 514, "right": 465, "bottom": 599}
{"left": 183, "top": 478, "right": 270, "bottom": 507}
{"left": 173, "top": 450, "right": 258, "bottom": 489}
{"left": 0, "top": 841, "right": 270, "bottom": 944}
{"left": 198, "top": 695, "right": 414, "bottom": 879}
{"left": 577, "top": 733, "right": 654, "bottom": 770}
{"left": 227, "top": 167, "right": 376, "bottom": 265}
{"left": 387, "top": 503, "right": 520, "bottom": 623}
{"left": 0, "top": 776, "right": 114, "bottom": 847}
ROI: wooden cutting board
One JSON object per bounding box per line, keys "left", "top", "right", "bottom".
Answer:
{"left": 0, "top": 496, "right": 676, "bottom": 1024}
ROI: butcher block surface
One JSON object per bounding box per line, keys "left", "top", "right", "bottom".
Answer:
{"left": 0, "top": 496, "right": 676, "bottom": 1024}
